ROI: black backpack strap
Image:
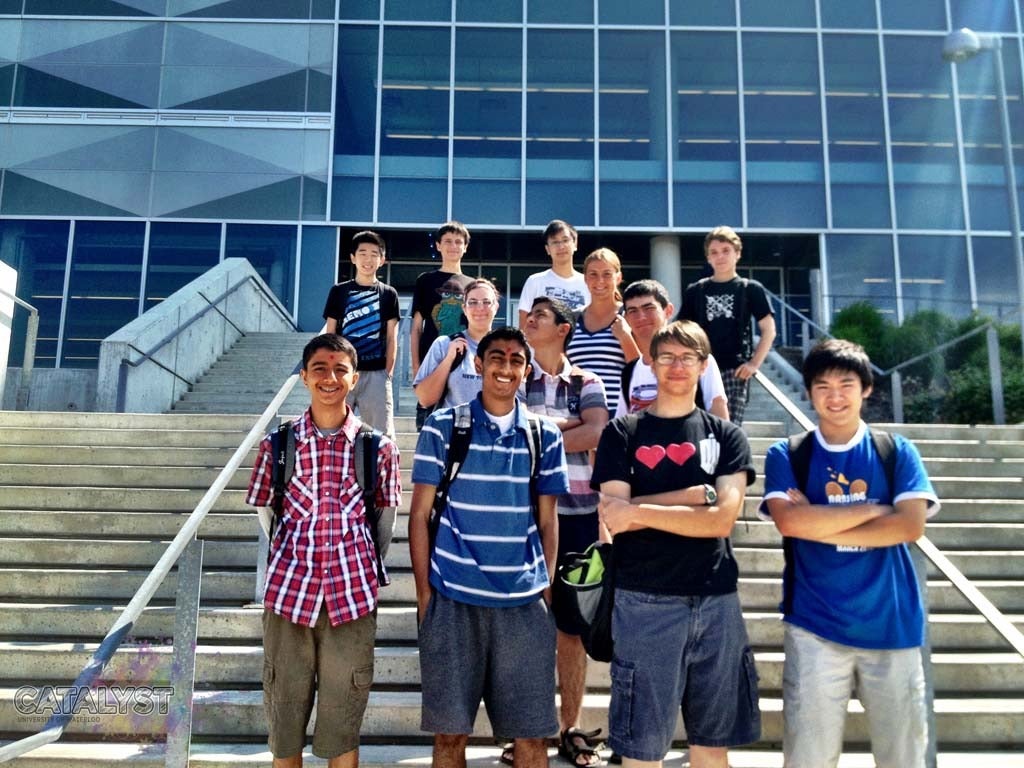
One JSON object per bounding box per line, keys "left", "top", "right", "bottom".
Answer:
{"left": 438, "top": 332, "right": 467, "bottom": 406}
{"left": 355, "top": 424, "right": 390, "bottom": 586}
{"left": 268, "top": 421, "right": 295, "bottom": 553}
{"left": 782, "top": 429, "right": 815, "bottom": 615}
{"left": 429, "top": 403, "right": 473, "bottom": 551}
{"left": 620, "top": 358, "right": 639, "bottom": 403}
{"left": 568, "top": 369, "right": 585, "bottom": 416}
{"left": 869, "top": 429, "right": 898, "bottom": 494}
{"left": 736, "top": 277, "right": 752, "bottom": 358}
{"left": 525, "top": 414, "right": 543, "bottom": 528}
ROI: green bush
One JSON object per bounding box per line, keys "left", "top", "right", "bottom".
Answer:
{"left": 942, "top": 363, "right": 1024, "bottom": 424}
{"left": 829, "top": 302, "right": 893, "bottom": 366}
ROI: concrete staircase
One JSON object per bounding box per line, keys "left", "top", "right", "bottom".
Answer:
{"left": 1, "top": 338, "right": 1023, "bottom": 765}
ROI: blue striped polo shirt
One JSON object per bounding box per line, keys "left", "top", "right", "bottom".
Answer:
{"left": 412, "top": 395, "right": 569, "bottom": 608}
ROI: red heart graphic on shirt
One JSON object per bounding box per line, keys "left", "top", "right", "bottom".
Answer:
{"left": 635, "top": 445, "right": 666, "bottom": 469}
{"left": 667, "top": 442, "right": 696, "bottom": 465}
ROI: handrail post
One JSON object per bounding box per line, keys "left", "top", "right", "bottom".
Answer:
{"left": 986, "top": 326, "right": 1006, "bottom": 425}
{"left": 890, "top": 371, "right": 904, "bottom": 423}
{"left": 165, "top": 538, "right": 203, "bottom": 768}
{"left": 911, "top": 546, "right": 938, "bottom": 768}
{"left": 800, "top": 319, "right": 810, "bottom": 360}
{"left": 16, "top": 309, "right": 38, "bottom": 411}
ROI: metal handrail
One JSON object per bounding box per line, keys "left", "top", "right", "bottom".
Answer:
{"left": 0, "top": 286, "right": 39, "bottom": 410}
{"left": 0, "top": 363, "right": 303, "bottom": 763}
{"left": 754, "top": 369, "right": 1024, "bottom": 661}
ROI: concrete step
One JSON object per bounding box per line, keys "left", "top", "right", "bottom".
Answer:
{"left": 0, "top": 445, "right": 255, "bottom": 467}
{"left": 0, "top": 427, "right": 249, "bottom": 449}
{"left": 0, "top": 511, "right": 256, "bottom": 539}
{"left": 0, "top": 411, "right": 255, "bottom": 431}
{"left": 0, "top": 465, "right": 253, "bottom": 490}
{"left": 0, "top": 688, "right": 1020, "bottom": 745}
{"left": 0, "top": 486, "right": 251, "bottom": 512}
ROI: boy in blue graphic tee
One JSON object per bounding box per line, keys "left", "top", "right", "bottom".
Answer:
{"left": 323, "top": 230, "right": 400, "bottom": 437}
{"left": 760, "top": 339, "right": 939, "bottom": 768}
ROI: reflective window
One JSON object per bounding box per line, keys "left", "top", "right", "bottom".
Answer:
{"left": 898, "top": 235, "right": 970, "bottom": 317}
{"left": 820, "top": 0, "right": 876, "bottom": 29}
{"left": 0, "top": 219, "right": 69, "bottom": 368}
{"left": 168, "top": 0, "right": 335, "bottom": 18}
{"left": 378, "top": 26, "right": 450, "bottom": 223}
{"left": 743, "top": 32, "right": 825, "bottom": 227}
{"left": 1, "top": 125, "right": 154, "bottom": 217}
{"left": 824, "top": 34, "right": 890, "bottom": 228}
{"left": 298, "top": 225, "right": 338, "bottom": 331}
{"left": 333, "top": 25, "right": 378, "bottom": 223}
{"left": 526, "top": 29, "right": 594, "bottom": 226}
{"left": 143, "top": 222, "right": 221, "bottom": 312}
{"left": 161, "top": 23, "right": 332, "bottom": 111}
{"left": 973, "top": 236, "right": 1020, "bottom": 320}
{"left": 15, "top": 20, "right": 162, "bottom": 109}
{"left": 880, "top": 0, "right": 945, "bottom": 30}
{"left": 0, "top": 20, "right": 20, "bottom": 107}
{"left": 741, "top": 0, "right": 814, "bottom": 27}
{"left": 886, "top": 35, "right": 963, "bottom": 230}
{"left": 600, "top": 0, "right": 662, "bottom": 24}
{"left": 672, "top": 31, "right": 740, "bottom": 227}
{"left": 458, "top": 0, "right": 520, "bottom": 22}
{"left": 528, "top": 0, "right": 590, "bottom": 23}
{"left": 599, "top": 30, "right": 667, "bottom": 227}
{"left": 339, "top": 0, "right": 379, "bottom": 20}
{"left": 453, "top": 28, "right": 522, "bottom": 225}
{"left": 152, "top": 127, "right": 327, "bottom": 221}
{"left": 63, "top": 220, "right": 145, "bottom": 368}
{"left": 225, "top": 223, "right": 296, "bottom": 311}
{"left": 956, "top": 38, "right": 1023, "bottom": 232}
{"left": 826, "top": 234, "right": 897, "bottom": 318}
{"left": 385, "top": 0, "right": 449, "bottom": 21}
{"left": 25, "top": 0, "right": 163, "bottom": 15}
{"left": 669, "top": 0, "right": 734, "bottom": 26}
{"left": 0, "top": 1, "right": 22, "bottom": 12}
{"left": 950, "top": 0, "right": 1015, "bottom": 32}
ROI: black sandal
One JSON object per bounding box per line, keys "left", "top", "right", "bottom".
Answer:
{"left": 499, "top": 743, "right": 515, "bottom": 766}
{"left": 558, "top": 728, "right": 604, "bottom": 767}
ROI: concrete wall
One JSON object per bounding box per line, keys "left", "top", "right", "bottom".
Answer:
{"left": 96, "top": 258, "right": 294, "bottom": 413}
{"left": 2, "top": 367, "right": 96, "bottom": 412}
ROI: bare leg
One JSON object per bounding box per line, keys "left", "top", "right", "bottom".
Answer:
{"left": 273, "top": 755, "right": 302, "bottom": 768}
{"left": 513, "top": 737, "right": 550, "bottom": 768}
{"left": 433, "top": 733, "right": 469, "bottom": 768}
{"left": 621, "top": 757, "right": 660, "bottom": 768}
{"left": 557, "top": 630, "right": 588, "bottom": 731}
{"left": 688, "top": 745, "right": 729, "bottom": 768}
{"left": 328, "top": 748, "right": 359, "bottom": 768}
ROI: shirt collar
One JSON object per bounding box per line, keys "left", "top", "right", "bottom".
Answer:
{"left": 293, "top": 406, "right": 361, "bottom": 444}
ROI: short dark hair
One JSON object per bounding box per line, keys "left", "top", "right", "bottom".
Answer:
{"left": 650, "top": 320, "right": 710, "bottom": 360}
{"left": 704, "top": 225, "right": 742, "bottom": 256}
{"left": 802, "top": 338, "right": 873, "bottom": 391}
{"left": 543, "top": 219, "right": 577, "bottom": 243}
{"left": 350, "top": 230, "right": 386, "bottom": 256}
{"left": 622, "top": 279, "right": 670, "bottom": 309}
{"left": 530, "top": 296, "right": 576, "bottom": 351}
{"left": 436, "top": 220, "right": 471, "bottom": 246}
{"left": 302, "top": 333, "right": 357, "bottom": 370}
{"left": 476, "top": 326, "right": 532, "bottom": 369}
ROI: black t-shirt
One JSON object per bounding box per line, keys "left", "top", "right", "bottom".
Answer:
{"left": 410, "top": 270, "right": 474, "bottom": 361}
{"left": 678, "top": 277, "right": 773, "bottom": 369}
{"left": 322, "top": 280, "right": 400, "bottom": 371}
{"left": 590, "top": 408, "right": 755, "bottom": 595}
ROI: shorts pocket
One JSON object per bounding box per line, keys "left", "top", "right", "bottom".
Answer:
{"left": 352, "top": 663, "right": 374, "bottom": 691}
{"left": 609, "top": 658, "right": 636, "bottom": 742}
{"left": 741, "top": 646, "right": 761, "bottom": 712}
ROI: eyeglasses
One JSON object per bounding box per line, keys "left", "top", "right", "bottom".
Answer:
{"left": 465, "top": 299, "right": 496, "bottom": 308}
{"left": 654, "top": 352, "right": 704, "bottom": 368}
{"left": 624, "top": 302, "right": 662, "bottom": 318}
{"left": 547, "top": 237, "right": 574, "bottom": 248}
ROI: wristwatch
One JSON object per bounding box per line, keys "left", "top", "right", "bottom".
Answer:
{"left": 703, "top": 483, "right": 717, "bottom": 505}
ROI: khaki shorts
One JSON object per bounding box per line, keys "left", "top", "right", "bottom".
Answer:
{"left": 262, "top": 608, "right": 376, "bottom": 759}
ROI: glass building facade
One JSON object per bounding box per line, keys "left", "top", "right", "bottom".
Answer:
{"left": 0, "top": 0, "right": 1022, "bottom": 368}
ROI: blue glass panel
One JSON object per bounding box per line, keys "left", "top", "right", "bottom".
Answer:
{"left": 886, "top": 35, "right": 963, "bottom": 230}
{"left": 741, "top": 0, "right": 814, "bottom": 27}
{"left": 168, "top": 0, "right": 331, "bottom": 18}
{"left": 820, "top": 0, "right": 876, "bottom": 28}
{"left": 333, "top": 25, "right": 377, "bottom": 222}
{"left": 331, "top": 176, "right": 373, "bottom": 222}
{"left": 225, "top": 224, "right": 296, "bottom": 311}
{"left": 0, "top": 219, "right": 69, "bottom": 368}
{"left": 973, "top": 236, "right": 1020, "bottom": 320}
{"left": 600, "top": 30, "right": 667, "bottom": 226}
{"left": 669, "top": 0, "right": 734, "bottom": 25}
{"left": 453, "top": 179, "right": 520, "bottom": 225}
{"left": 950, "top": 0, "right": 1015, "bottom": 32}
{"left": 144, "top": 222, "right": 221, "bottom": 311}
{"left": 26, "top": 0, "right": 163, "bottom": 15}
{"left": 340, "top": 0, "right": 379, "bottom": 19}
{"left": 880, "top": 1, "right": 945, "bottom": 30}
{"left": 898, "top": 235, "right": 970, "bottom": 317}
{"left": 63, "top": 220, "right": 145, "bottom": 368}
{"left": 0, "top": 1, "right": 22, "bottom": 12}
{"left": 298, "top": 225, "right": 337, "bottom": 331}
{"left": 526, "top": 28, "right": 594, "bottom": 225}
{"left": 601, "top": 0, "right": 662, "bottom": 24}
{"left": 454, "top": 28, "right": 522, "bottom": 163}
{"left": 458, "top": 0, "right": 520, "bottom": 22}
{"left": 826, "top": 234, "right": 897, "bottom": 319}
{"left": 672, "top": 31, "right": 740, "bottom": 227}
{"left": 528, "top": 0, "right": 589, "bottom": 23}
{"left": 378, "top": 177, "right": 446, "bottom": 223}
{"left": 385, "top": 0, "right": 448, "bottom": 21}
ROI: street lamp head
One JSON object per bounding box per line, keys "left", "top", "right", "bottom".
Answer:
{"left": 942, "top": 27, "right": 982, "bottom": 63}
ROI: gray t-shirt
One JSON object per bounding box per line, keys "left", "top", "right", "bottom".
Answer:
{"left": 413, "top": 334, "right": 482, "bottom": 409}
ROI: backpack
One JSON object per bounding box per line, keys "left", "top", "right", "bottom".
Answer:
{"left": 694, "top": 276, "right": 751, "bottom": 358}
{"left": 270, "top": 421, "right": 391, "bottom": 586}
{"left": 428, "top": 403, "right": 545, "bottom": 552}
{"left": 620, "top": 358, "right": 704, "bottom": 413}
{"left": 782, "top": 429, "right": 897, "bottom": 613}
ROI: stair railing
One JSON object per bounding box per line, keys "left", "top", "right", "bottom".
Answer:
{"left": 0, "top": 364, "right": 305, "bottom": 766}
{"left": 0, "top": 286, "right": 39, "bottom": 410}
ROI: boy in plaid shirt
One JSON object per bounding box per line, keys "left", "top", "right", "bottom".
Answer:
{"left": 247, "top": 333, "right": 401, "bottom": 768}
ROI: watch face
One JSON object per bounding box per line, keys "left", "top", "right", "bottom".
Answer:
{"left": 706, "top": 485, "right": 717, "bottom": 503}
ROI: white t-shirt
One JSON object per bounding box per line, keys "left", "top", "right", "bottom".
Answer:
{"left": 518, "top": 269, "right": 590, "bottom": 314}
{"left": 614, "top": 354, "right": 727, "bottom": 418}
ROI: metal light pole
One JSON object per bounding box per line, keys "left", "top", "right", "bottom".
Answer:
{"left": 943, "top": 28, "right": 1024, "bottom": 359}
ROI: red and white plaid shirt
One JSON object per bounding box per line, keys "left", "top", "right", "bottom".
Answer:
{"left": 246, "top": 408, "right": 402, "bottom": 627}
